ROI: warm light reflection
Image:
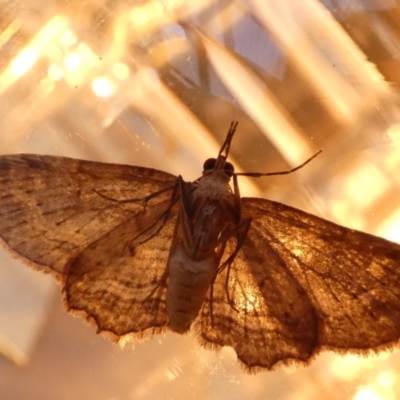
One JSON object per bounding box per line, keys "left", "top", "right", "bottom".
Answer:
{"left": 331, "top": 354, "right": 376, "bottom": 381}
{"left": 10, "top": 48, "right": 38, "bottom": 76}
{"left": 0, "top": 15, "right": 68, "bottom": 92}
{"left": 76, "top": 42, "right": 97, "bottom": 61}
{"left": 91, "top": 77, "right": 114, "bottom": 97}
{"left": 129, "top": 1, "right": 165, "bottom": 26}
{"left": 354, "top": 387, "right": 382, "bottom": 400}
{"left": 387, "top": 124, "right": 400, "bottom": 142}
{"left": 38, "top": 77, "right": 55, "bottom": 96}
{"left": 59, "top": 29, "right": 77, "bottom": 47}
{"left": 232, "top": 278, "right": 263, "bottom": 314}
{"left": 342, "top": 163, "right": 389, "bottom": 211}
{"left": 330, "top": 159, "right": 392, "bottom": 230}
{"left": 292, "top": 246, "right": 305, "bottom": 258}
{"left": 163, "top": 0, "right": 185, "bottom": 10}
{"left": 128, "top": 0, "right": 185, "bottom": 27}
{"left": 112, "top": 62, "right": 130, "bottom": 80}
{"left": 46, "top": 44, "right": 62, "bottom": 60}
{"left": 0, "top": 19, "right": 20, "bottom": 48}
{"left": 44, "top": 36, "right": 102, "bottom": 88}
{"left": 330, "top": 199, "right": 363, "bottom": 228}
{"left": 48, "top": 64, "right": 64, "bottom": 81}
{"left": 63, "top": 52, "right": 83, "bottom": 71}
{"left": 377, "top": 371, "right": 394, "bottom": 388}
{"left": 61, "top": 42, "right": 100, "bottom": 87}
{"left": 377, "top": 208, "right": 400, "bottom": 243}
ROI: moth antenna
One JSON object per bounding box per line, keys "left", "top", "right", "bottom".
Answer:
{"left": 236, "top": 149, "right": 322, "bottom": 178}
{"left": 218, "top": 121, "right": 238, "bottom": 159}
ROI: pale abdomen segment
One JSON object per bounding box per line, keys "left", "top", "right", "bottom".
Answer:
{"left": 166, "top": 242, "right": 217, "bottom": 333}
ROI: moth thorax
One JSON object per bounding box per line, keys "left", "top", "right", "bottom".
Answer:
{"left": 166, "top": 242, "right": 218, "bottom": 333}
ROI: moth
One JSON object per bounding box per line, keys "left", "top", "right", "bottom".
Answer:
{"left": 1, "top": 121, "right": 400, "bottom": 373}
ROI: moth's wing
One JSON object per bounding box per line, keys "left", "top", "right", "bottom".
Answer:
{"left": 197, "top": 226, "right": 318, "bottom": 371}
{"left": 65, "top": 206, "right": 178, "bottom": 340}
{"left": 0, "top": 154, "right": 177, "bottom": 278}
{"left": 0, "top": 154, "right": 179, "bottom": 339}
{"left": 197, "top": 197, "right": 400, "bottom": 371}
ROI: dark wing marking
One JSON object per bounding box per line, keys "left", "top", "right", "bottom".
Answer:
{"left": 198, "top": 197, "right": 400, "bottom": 371}
{"left": 0, "top": 154, "right": 177, "bottom": 278}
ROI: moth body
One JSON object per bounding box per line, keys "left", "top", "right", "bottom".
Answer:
{"left": 166, "top": 167, "right": 237, "bottom": 332}
{"left": 186, "top": 171, "right": 236, "bottom": 259}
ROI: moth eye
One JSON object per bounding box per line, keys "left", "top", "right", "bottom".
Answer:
{"left": 203, "top": 158, "right": 216, "bottom": 171}
{"left": 224, "top": 162, "right": 234, "bottom": 177}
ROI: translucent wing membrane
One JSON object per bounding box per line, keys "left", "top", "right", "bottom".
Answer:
{"left": 0, "top": 155, "right": 177, "bottom": 278}
{"left": 0, "top": 154, "right": 181, "bottom": 340}
{"left": 66, "top": 210, "right": 178, "bottom": 339}
{"left": 198, "top": 197, "right": 400, "bottom": 370}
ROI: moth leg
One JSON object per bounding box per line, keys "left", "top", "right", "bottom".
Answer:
{"left": 209, "top": 239, "right": 230, "bottom": 326}
{"left": 126, "top": 197, "right": 179, "bottom": 251}
{"left": 211, "top": 217, "right": 252, "bottom": 273}
{"left": 232, "top": 173, "right": 242, "bottom": 221}
{"left": 213, "top": 173, "right": 252, "bottom": 309}
{"left": 208, "top": 218, "right": 252, "bottom": 320}
{"left": 124, "top": 180, "right": 182, "bottom": 254}
{"left": 220, "top": 218, "right": 252, "bottom": 312}
{"left": 143, "top": 176, "right": 202, "bottom": 303}
{"left": 176, "top": 175, "right": 206, "bottom": 251}
{"left": 142, "top": 268, "right": 169, "bottom": 302}
{"left": 93, "top": 183, "right": 177, "bottom": 210}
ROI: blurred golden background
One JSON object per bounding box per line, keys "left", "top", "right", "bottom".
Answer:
{"left": 1, "top": 1, "right": 400, "bottom": 399}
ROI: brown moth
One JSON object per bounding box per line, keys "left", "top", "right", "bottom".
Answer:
{"left": 1, "top": 122, "right": 400, "bottom": 373}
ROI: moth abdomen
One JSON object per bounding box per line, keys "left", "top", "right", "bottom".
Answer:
{"left": 166, "top": 242, "right": 217, "bottom": 333}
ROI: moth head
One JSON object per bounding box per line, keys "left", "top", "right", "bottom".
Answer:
{"left": 202, "top": 121, "right": 238, "bottom": 179}
{"left": 202, "top": 157, "right": 235, "bottom": 178}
